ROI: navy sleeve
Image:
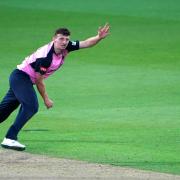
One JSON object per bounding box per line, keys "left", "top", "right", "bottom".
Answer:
{"left": 66, "top": 40, "right": 80, "bottom": 52}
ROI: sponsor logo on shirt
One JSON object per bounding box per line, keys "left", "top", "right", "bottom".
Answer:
{"left": 40, "top": 67, "right": 47, "bottom": 72}
{"left": 72, "top": 41, "right": 77, "bottom": 46}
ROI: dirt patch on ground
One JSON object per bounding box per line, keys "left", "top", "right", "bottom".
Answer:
{"left": 0, "top": 148, "right": 179, "bottom": 180}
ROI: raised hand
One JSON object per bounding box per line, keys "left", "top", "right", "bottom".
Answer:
{"left": 98, "top": 23, "right": 110, "bottom": 39}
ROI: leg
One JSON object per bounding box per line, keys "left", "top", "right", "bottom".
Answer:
{"left": 5, "top": 69, "right": 39, "bottom": 140}
{"left": 0, "top": 88, "right": 20, "bottom": 123}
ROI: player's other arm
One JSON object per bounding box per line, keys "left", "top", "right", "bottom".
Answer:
{"left": 35, "top": 73, "right": 53, "bottom": 109}
{"left": 79, "top": 23, "right": 110, "bottom": 49}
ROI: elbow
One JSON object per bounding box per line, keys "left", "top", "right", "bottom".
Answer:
{"left": 35, "top": 73, "right": 44, "bottom": 85}
{"left": 35, "top": 78, "right": 43, "bottom": 87}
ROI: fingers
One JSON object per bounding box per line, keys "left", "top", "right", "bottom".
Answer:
{"left": 45, "top": 99, "right": 54, "bottom": 109}
{"left": 99, "top": 23, "right": 110, "bottom": 33}
{"left": 98, "top": 23, "right": 110, "bottom": 39}
{"left": 104, "top": 23, "right": 110, "bottom": 33}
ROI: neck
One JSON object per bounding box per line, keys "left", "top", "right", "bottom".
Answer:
{"left": 54, "top": 48, "right": 63, "bottom": 55}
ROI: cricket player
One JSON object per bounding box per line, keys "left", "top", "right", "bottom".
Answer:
{"left": 0, "top": 23, "right": 110, "bottom": 151}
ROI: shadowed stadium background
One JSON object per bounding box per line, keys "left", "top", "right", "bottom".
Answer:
{"left": 0, "top": 0, "right": 180, "bottom": 174}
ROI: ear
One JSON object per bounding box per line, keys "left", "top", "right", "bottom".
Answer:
{"left": 52, "top": 36, "right": 56, "bottom": 41}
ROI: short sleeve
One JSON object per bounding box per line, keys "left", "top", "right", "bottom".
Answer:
{"left": 66, "top": 40, "right": 79, "bottom": 52}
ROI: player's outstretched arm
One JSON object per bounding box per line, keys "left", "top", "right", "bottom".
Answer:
{"left": 79, "top": 23, "right": 110, "bottom": 49}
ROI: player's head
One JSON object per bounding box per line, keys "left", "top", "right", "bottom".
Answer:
{"left": 54, "top": 28, "right": 71, "bottom": 36}
{"left": 53, "top": 28, "right": 71, "bottom": 51}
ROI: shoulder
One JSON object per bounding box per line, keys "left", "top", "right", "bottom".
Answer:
{"left": 66, "top": 40, "right": 80, "bottom": 52}
{"left": 35, "top": 42, "right": 54, "bottom": 58}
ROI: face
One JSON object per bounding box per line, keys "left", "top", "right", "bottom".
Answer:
{"left": 53, "top": 34, "right": 70, "bottom": 51}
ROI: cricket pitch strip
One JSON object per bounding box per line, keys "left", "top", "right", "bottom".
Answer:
{"left": 0, "top": 149, "right": 179, "bottom": 180}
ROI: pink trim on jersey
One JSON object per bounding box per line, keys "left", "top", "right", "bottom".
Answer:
{"left": 17, "top": 42, "right": 68, "bottom": 84}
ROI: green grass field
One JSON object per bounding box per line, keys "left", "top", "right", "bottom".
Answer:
{"left": 0, "top": 0, "right": 180, "bottom": 175}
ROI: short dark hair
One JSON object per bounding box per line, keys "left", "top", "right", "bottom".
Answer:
{"left": 54, "top": 28, "right": 71, "bottom": 36}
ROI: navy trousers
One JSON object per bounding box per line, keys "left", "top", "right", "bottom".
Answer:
{"left": 0, "top": 69, "right": 39, "bottom": 140}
